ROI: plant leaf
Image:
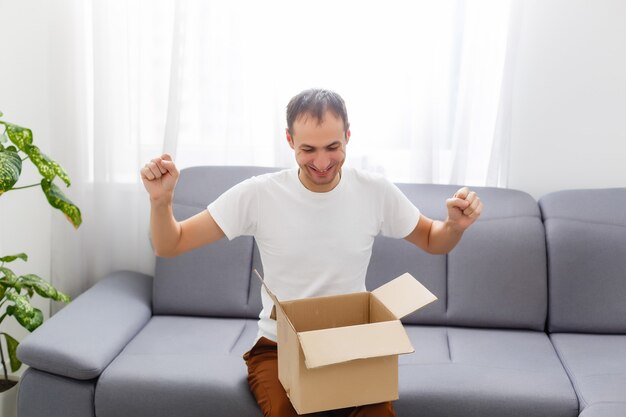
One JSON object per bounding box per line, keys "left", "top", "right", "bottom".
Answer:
{"left": 28, "top": 308, "right": 44, "bottom": 331}
{"left": 41, "top": 150, "right": 71, "bottom": 187}
{"left": 1, "top": 122, "right": 72, "bottom": 187}
{"left": 5, "top": 291, "right": 43, "bottom": 331}
{"left": 0, "top": 148, "right": 22, "bottom": 194}
{"left": 0, "top": 267, "right": 18, "bottom": 285}
{"left": 41, "top": 179, "right": 82, "bottom": 228}
{"left": 0, "top": 333, "right": 22, "bottom": 372}
{"left": 24, "top": 145, "right": 71, "bottom": 187}
{"left": 24, "top": 144, "right": 55, "bottom": 181}
{"left": 19, "top": 274, "right": 71, "bottom": 303}
{"left": 0, "top": 253, "right": 28, "bottom": 263}
{"left": 5, "top": 290, "right": 32, "bottom": 314}
{"left": 3, "top": 122, "right": 33, "bottom": 151}
{"left": 0, "top": 120, "right": 7, "bottom": 145}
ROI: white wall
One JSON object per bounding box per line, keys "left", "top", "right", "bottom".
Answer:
{"left": 509, "top": 0, "right": 626, "bottom": 199}
{"left": 0, "top": 0, "right": 53, "bottom": 376}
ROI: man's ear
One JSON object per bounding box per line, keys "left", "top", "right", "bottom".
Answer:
{"left": 286, "top": 128, "right": 295, "bottom": 149}
{"left": 345, "top": 129, "right": 351, "bottom": 144}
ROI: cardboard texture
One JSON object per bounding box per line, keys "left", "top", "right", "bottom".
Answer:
{"left": 253, "top": 270, "right": 437, "bottom": 415}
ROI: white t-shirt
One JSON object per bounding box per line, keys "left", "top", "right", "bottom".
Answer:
{"left": 207, "top": 167, "right": 420, "bottom": 342}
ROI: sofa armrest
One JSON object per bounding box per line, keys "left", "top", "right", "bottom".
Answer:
{"left": 17, "top": 270, "right": 153, "bottom": 380}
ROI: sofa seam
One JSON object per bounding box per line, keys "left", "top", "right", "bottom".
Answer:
{"left": 445, "top": 253, "right": 449, "bottom": 324}
{"left": 550, "top": 335, "right": 586, "bottom": 411}
{"left": 89, "top": 312, "right": 154, "bottom": 381}
{"left": 473, "top": 214, "right": 541, "bottom": 222}
{"left": 172, "top": 201, "right": 207, "bottom": 211}
{"left": 229, "top": 320, "right": 249, "bottom": 354}
{"left": 542, "top": 215, "right": 552, "bottom": 333}
{"left": 245, "top": 239, "right": 255, "bottom": 310}
{"left": 543, "top": 217, "right": 626, "bottom": 228}
{"left": 398, "top": 362, "right": 572, "bottom": 374}
{"left": 583, "top": 372, "right": 626, "bottom": 378}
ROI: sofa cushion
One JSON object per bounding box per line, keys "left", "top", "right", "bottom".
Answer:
{"left": 578, "top": 403, "right": 626, "bottom": 417}
{"left": 539, "top": 188, "right": 626, "bottom": 226}
{"left": 96, "top": 317, "right": 578, "bottom": 417}
{"left": 550, "top": 333, "right": 626, "bottom": 413}
{"left": 367, "top": 184, "right": 548, "bottom": 331}
{"left": 153, "top": 166, "right": 279, "bottom": 318}
{"left": 95, "top": 316, "right": 261, "bottom": 417}
{"left": 540, "top": 188, "right": 626, "bottom": 333}
{"left": 396, "top": 326, "right": 579, "bottom": 417}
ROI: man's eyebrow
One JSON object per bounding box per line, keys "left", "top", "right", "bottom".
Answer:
{"left": 298, "top": 141, "right": 342, "bottom": 149}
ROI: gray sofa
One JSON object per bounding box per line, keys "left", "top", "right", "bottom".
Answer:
{"left": 16, "top": 166, "right": 626, "bottom": 417}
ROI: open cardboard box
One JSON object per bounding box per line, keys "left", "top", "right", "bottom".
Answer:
{"left": 254, "top": 271, "right": 437, "bottom": 414}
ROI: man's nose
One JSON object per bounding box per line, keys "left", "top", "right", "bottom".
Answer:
{"left": 313, "top": 153, "right": 331, "bottom": 170}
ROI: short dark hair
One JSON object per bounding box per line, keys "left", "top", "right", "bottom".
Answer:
{"left": 286, "top": 88, "right": 350, "bottom": 136}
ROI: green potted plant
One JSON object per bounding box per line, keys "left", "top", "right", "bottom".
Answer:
{"left": 0, "top": 112, "right": 81, "bottom": 409}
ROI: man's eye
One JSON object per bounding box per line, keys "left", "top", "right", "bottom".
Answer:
{"left": 302, "top": 149, "right": 314, "bottom": 153}
{"left": 328, "top": 146, "right": 339, "bottom": 151}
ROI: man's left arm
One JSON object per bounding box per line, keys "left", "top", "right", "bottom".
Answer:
{"left": 404, "top": 187, "right": 483, "bottom": 254}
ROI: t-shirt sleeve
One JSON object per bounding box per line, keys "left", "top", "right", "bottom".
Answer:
{"left": 207, "top": 177, "right": 258, "bottom": 240}
{"left": 380, "top": 179, "right": 421, "bottom": 239}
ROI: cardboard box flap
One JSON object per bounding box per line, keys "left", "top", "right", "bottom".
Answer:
{"left": 297, "top": 320, "right": 414, "bottom": 369}
{"left": 371, "top": 273, "right": 437, "bottom": 319}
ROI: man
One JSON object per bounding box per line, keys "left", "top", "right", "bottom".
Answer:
{"left": 141, "top": 89, "right": 482, "bottom": 417}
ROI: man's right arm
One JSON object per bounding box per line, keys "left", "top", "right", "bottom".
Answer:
{"left": 142, "top": 154, "right": 225, "bottom": 258}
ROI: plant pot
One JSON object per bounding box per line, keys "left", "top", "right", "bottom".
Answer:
{"left": 0, "top": 375, "right": 19, "bottom": 417}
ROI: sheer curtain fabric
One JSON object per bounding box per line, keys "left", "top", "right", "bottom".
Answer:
{"left": 48, "top": 0, "right": 518, "bottom": 307}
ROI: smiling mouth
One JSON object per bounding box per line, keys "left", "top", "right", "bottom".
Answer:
{"left": 308, "top": 165, "right": 334, "bottom": 176}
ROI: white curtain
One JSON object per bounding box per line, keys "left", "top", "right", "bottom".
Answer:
{"left": 49, "top": 0, "right": 520, "bottom": 308}
{"left": 48, "top": 0, "right": 165, "bottom": 311}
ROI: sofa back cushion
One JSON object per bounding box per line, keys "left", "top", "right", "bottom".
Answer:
{"left": 153, "top": 166, "right": 279, "bottom": 318}
{"left": 366, "top": 184, "right": 548, "bottom": 331}
{"left": 540, "top": 188, "right": 626, "bottom": 333}
{"left": 155, "top": 166, "right": 549, "bottom": 331}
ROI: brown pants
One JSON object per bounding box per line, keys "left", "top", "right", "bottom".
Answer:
{"left": 243, "top": 337, "right": 396, "bottom": 417}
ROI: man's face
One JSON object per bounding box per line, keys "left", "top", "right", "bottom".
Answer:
{"left": 286, "top": 111, "right": 350, "bottom": 193}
